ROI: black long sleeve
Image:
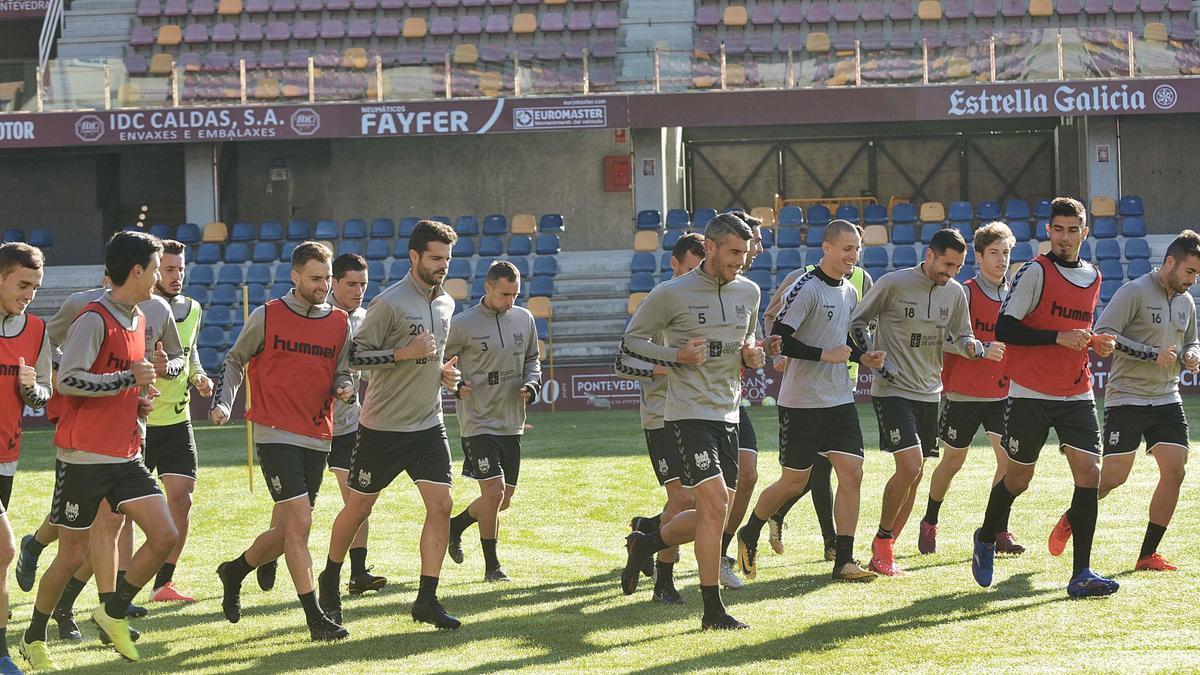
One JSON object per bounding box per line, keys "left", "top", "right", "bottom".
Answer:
{"left": 771, "top": 321, "right": 824, "bottom": 362}
{"left": 995, "top": 314, "right": 1059, "bottom": 346}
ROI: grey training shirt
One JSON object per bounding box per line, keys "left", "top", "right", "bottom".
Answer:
{"left": 445, "top": 299, "right": 541, "bottom": 437}
{"left": 775, "top": 268, "right": 859, "bottom": 409}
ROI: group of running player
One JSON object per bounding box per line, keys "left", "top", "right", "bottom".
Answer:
{"left": 617, "top": 200, "right": 1199, "bottom": 631}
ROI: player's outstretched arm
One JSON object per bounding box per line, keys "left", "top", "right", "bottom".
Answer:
{"left": 211, "top": 305, "right": 266, "bottom": 417}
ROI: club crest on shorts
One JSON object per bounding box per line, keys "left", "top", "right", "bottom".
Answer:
{"left": 946, "top": 427, "right": 958, "bottom": 441}
{"left": 357, "top": 470, "right": 371, "bottom": 488}
{"left": 64, "top": 501, "right": 79, "bottom": 522}
{"left": 1006, "top": 437, "right": 1020, "bottom": 456}
{"left": 270, "top": 476, "right": 282, "bottom": 494}
{"left": 657, "top": 458, "right": 669, "bottom": 476}
{"left": 1109, "top": 431, "right": 1120, "bottom": 446}
{"left": 694, "top": 451, "right": 711, "bottom": 471}
{"left": 478, "top": 457, "right": 490, "bottom": 473}
{"left": 888, "top": 428, "right": 901, "bottom": 445}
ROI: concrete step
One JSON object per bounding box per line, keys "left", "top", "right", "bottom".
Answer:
{"left": 56, "top": 38, "right": 127, "bottom": 59}
{"left": 552, "top": 277, "right": 634, "bottom": 297}
{"left": 548, "top": 297, "right": 627, "bottom": 318}
{"left": 556, "top": 250, "right": 631, "bottom": 277}
{"left": 549, "top": 317, "right": 627, "bottom": 337}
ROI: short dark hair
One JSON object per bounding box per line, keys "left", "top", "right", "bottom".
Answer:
{"left": 0, "top": 242, "right": 44, "bottom": 278}
{"left": 728, "top": 210, "right": 762, "bottom": 229}
{"left": 160, "top": 239, "right": 185, "bottom": 256}
{"left": 409, "top": 220, "right": 457, "bottom": 254}
{"left": 333, "top": 253, "right": 367, "bottom": 279}
{"left": 823, "top": 219, "right": 859, "bottom": 243}
{"left": 1051, "top": 197, "right": 1087, "bottom": 225}
{"left": 704, "top": 213, "right": 753, "bottom": 245}
{"left": 929, "top": 228, "right": 968, "bottom": 255}
{"left": 1165, "top": 229, "right": 1200, "bottom": 264}
{"left": 106, "top": 231, "right": 163, "bottom": 285}
{"left": 485, "top": 260, "right": 519, "bottom": 284}
{"left": 291, "top": 240, "right": 332, "bottom": 269}
{"left": 672, "top": 232, "right": 705, "bottom": 261}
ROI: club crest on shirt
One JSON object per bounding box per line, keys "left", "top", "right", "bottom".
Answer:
{"left": 736, "top": 304, "right": 748, "bottom": 323}
{"left": 940, "top": 306, "right": 949, "bottom": 321}
{"left": 357, "top": 469, "right": 371, "bottom": 488}
{"left": 657, "top": 458, "right": 669, "bottom": 476}
{"left": 270, "top": 476, "right": 282, "bottom": 494}
{"left": 694, "top": 451, "right": 711, "bottom": 471}
{"left": 1109, "top": 431, "right": 1120, "bottom": 446}
{"left": 513, "top": 332, "right": 524, "bottom": 346}
{"left": 888, "top": 428, "right": 901, "bottom": 445}
{"left": 64, "top": 501, "right": 79, "bottom": 522}
{"left": 478, "top": 457, "right": 490, "bottom": 474}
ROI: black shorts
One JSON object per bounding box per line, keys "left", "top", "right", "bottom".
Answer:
{"left": 939, "top": 400, "right": 1006, "bottom": 450}
{"left": 1103, "top": 403, "right": 1190, "bottom": 456}
{"left": 1002, "top": 397, "right": 1100, "bottom": 464}
{"left": 144, "top": 421, "right": 198, "bottom": 480}
{"left": 327, "top": 431, "right": 356, "bottom": 472}
{"left": 349, "top": 424, "right": 453, "bottom": 494}
{"left": 258, "top": 443, "right": 326, "bottom": 506}
{"left": 50, "top": 458, "right": 162, "bottom": 530}
{"left": 0, "top": 474, "right": 11, "bottom": 513}
{"left": 737, "top": 407, "right": 758, "bottom": 452}
{"left": 645, "top": 426, "right": 684, "bottom": 485}
{"left": 667, "top": 419, "right": 739, "bottom": 490}
{"left": 779, "top": 404, "right": 864, "bottom": 471}
{"left": 872, "top": 396, "right": 940, "bottom": 458}
{"left": 461, "top": 435, "right": 521, "bottom": 486}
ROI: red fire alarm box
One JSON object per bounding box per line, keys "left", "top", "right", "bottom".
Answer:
{"left": 604, "top": 155, "right": 631, "bottom": 192}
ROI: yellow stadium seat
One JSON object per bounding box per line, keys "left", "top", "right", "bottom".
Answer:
{"left": 513, "top": 12, "right": 537, "bottom": 34}
{"left": 1030, "top": 0, "right": 1052, "bottom": 16}
{"left": 118, "top": 82, "right": 142, "bottom": 106}
{"left": 402, "top": 17, "right": 427, "bottom": 39}
{"left": 342, "top": 47, "right": 368, "bottom": 69}
{"left": 918, "top": 0, "right": 943, "bottom": 19}
{"left": 511, "top": 214, "right": 537, "bottom": 235}
{"left": 634, "top": 230, "right": 660, "bottom": 252}
{"left": 544, "top": 0, "right": 565, "bottom": 5}
{"left": 1090, "top": 195, "right": 1116, "bottom": 217}
{"left": 692, "top": 75, "right": 717, "bottom": 88}
{"left": 1037, "top": 240, "right": 1051, "bottom": 255}
{"left": 537, "top": 339, "right": 546, "bottom": 361}
{"left": 156, "top": 24, "right": 182, "bottom": 46}
{"left": 863, "top": 224, "right": 889, "bottom": 246}
{"left": 723, "top": 5, "right": 748, "bottom": 26}
{"left": 202, "top": 221, "right": 228, "bottom": 242}
{"left": 253, "top": 78, "right": 281, "bottom": 99}
{"left": 478, "top": 71, "right": 502, "bottom": 97}
{"left": 919, "top": 202, "right": 946, "bottom": 223}
{"left": 453, "top": 44, "right": 478, "bottom": 65}
{"left": 751, "top": 207, "right": 776, "bottom": 228}
{"left": 149, "top": 53, "right": 175, "bottom": 75}
{"left": 806, "top": 32, "right": 830, "bottom": 53}
{"left": 282, "top": 81, "right": 306, "bottom": 98}
{"left": 627, "top": 292, "right": 648, "bottom": 315}
{"left": 527, "top": 296, "right": 552, "bottom": 319}
{"left": 445, "top": 278, "right": 469, "bottom": 301}
{"left": 217, "top": 0, "right": 242, "bottom": 14}
{"left": 1144, "top": 22, "right": 1168, "bottom": 42}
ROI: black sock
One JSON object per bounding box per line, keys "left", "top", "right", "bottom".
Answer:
{"left": 998, "top": 488, "right": 1012, "bottom": 532}
{"left": 980, "top": 480, "right": 1018, "bottom": 544}
{"left": 98, "top": 592, "right": 112, "bottom": 605}
{"left": 0, "top": 627, "right": 8, "bottom": 658}
{"left": 834, "top": 535, "right": 855, "bottom": 568}
{"left": 104, "top": 577, "right": 142, "bottom": 620}
{"left": 653, "top": 560, "right": 675, "bottom": 591}
{"left": 450, "top": 509, "right": 476, "bottom": 538}
{"left": 772, "top": 494, "right": 800, "bottom": 522}
{"left": 645, "top": 514, "right": 662, "bottom": 531}
{"left": 1141, "top": 522, "right": 1168, "bottom": 559}
{"left": 416, "top": 575, "right": 439, "bottom": 604}
{"left": 721, "top": 530, "right": 734, "bottom": 558}
{"left": 55, "top": 577, "right": 86, "bottom": 616}
{"left": 481, "top": 538, "right": 499, "bottom": 571}
{"left": 226, "top": 553, "right": 253, "bottom": 583}
{"left": 297, "top": 591, "right": 324, "bottom": 624}
{"left": 321, "top": 559, "right": 342, "bottom": 589}
{"left": 116, "top": 570, "right": 127, "bottom": 586}
{"left": 1068, "top": 486, "right": 1098, "bottom": 575}
{"left": 348, "top": 548, "right": 367, "bottom": 577}
{"left": 634, "top": 530, "right": 669, "bottom": 559}
{"left": 700, "top": 584, "right": 725, "bottom": 618}
{"left": 24, "top": 535, "right": 47, "bottom": 557}
{"left": 876, "top": 528, "right": 893, "bottom": 540}
{"left": 811, "top": 458, "right": 836, "bottom": 541}
{"left": 24, "top": 610, "right": 49, "bottom": 645}
{"left": 923, "top": 497, "right": 943, "bottom": 526}
{"left": 740, "top": 513, "right": 767, "bottom": 547}
{"left": 155, "top": 562, "right": 176, "bottom": 590}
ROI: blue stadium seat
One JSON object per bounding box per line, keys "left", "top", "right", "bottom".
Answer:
{"left": 392, "top": 239, "right": 409, "bottom": 257}
{"left": 1098, "top": 259, "right": 1124, "bottom": 281}
{"left": 1124, "top": 239, "right": 1151, "bottom": 260}
{"left": 777, "top": 228, "right": 802, "bottom": 248}
{"left": 536, "top": 234, "right": 561, "bottom": 255}
{"left": 188, "top": 266, "right": 214, "bottom": 287}
{"left": 479, "top": 236, "right": 503, "bottom": 258}
{"left": 1121, "top": 217, "right": 1147, "bottom": 238}
{"left": 1118, "top": 195, "right": 1144, "bottom": 217}
{"left": 976, "top": 201, "right": 1001, "bottom": 221}
{"left": 370, "top": 218, "right": 395, "bottom": 239}
{"left": 1004, "top": 199, "right": 1031, "bottom": 222}
{"left": 665, "top": 209, "right": 691, "bottom": 230}
{"left": 806, "top": 249, "right": 823, "bottom": 266}
{"left": 452, "top": 238, "right": 476, "bottom": 258}
{"left": 948, "top": 201, "right": 974, "bottom": 223}
{"left": 1008, "top": 220, "right": 1032, "bottom": 242}
{"left": 530, "top": 276, "right": 555, "bottom": 298}
{"left": 367, "top": 260, "right": 385, "bottom": 281}
{"left": 246, "top": 264, "right": 272, "bottom": 285}
{"left": 539, "top": 214, "right": 564, "bottom": 232}
{"left": 747, "top": 269, "right": 773, "bottom": 292}
{"left": 534, "top": 317, "right": 549, "bottom": 336}
{"left": 751, "top": 251, "right": 773, "bottom": 271}
{"left": 342, "top": 220, "right": 367, "bottom": 239}
{"left": 336, "top": 240, "right": 363, "bottom": 257}
{"left": 455, "top": 216, "right": 480, "bottom": 236}
{"left": 891, "top": 203, "right": 917, "bottom": 225}
{"left": 199, "top": 348, "right": 221, "bottom": 373}
{"left": 217, "top": 265, "right": 244, "bottom": 285}
{"left": 448, "top": 259, "right": 472, "bottom": 280}
{"left": 273, "top": 263, "right": 292, "bottom": 283}
{"left": 148, "top": 224, "right": 173, "bottom": 240}
{"left": 662, "top": 230, "right": 682, "bottom": 252}
{"left": 508, "top": 257, "right": 530, "bottom": 278}
{"left": 1092, "top": 217, "right": 1118, "bottom": 239}
{"left": 211, "top": 284, "right": 238, "bottom": 306}
{"left": 950, "top": 222, "right": 973, "bottom": 242}
{"left": 1095, "top": 239, "right": 1121, "bottom": 261}
{"left": 315, "top": 220, "right": 340, "bottom": 240}
{"left": 251, "top": 242, "right": 277, "bottom": 263}
{"left": 892, "top": 246, "right": 918, "bottom": 268}
{"left": 660, "top": 252, "right": 673, "bottom": 272}
{"left": 806, "top": 225, "right": 825, "bottom": 247}
{"left": 775, "top": 270, "right": 793, "bottom": 287}
{"left": 508, "top": 236, "right": 532, "bottom": 257}
{"left": 195, "top": 243, "right": 221, "bottom": 265}
{"left": 364, "top": 281, "right": 382, "bottom": 303}
{"left": 636, "top": 210, "right": 662, "bottom": 230}
{"left": 399, "top": 217, "right": 420, "bottom": 237}
{"left": 389, "top": 259, "right": 411, "bottom": 280}
{"left": 777, "top": 249, "right": 803, "bottom": 271}
{"left": 632, "top": 252, "right": 657, "bottom": 273}
{"left": 778, "top": 206, "right": 804, "bottom": 227}
{"left": 1126, "top": 258, "right": 1152, "bottom": 278}
{"left": 1034, "top": 200, "right": 1052, "bottom": 220}
{"left": 1100, "top": 279, "right": 1122, "bottom": 303}
{"left": 862, "top": 247, "right": 888, "bottom": 268}
{"left": 259, "top": 221, "right": 284, "bottom": 241}
{"left": 863, "top": 204, "right": 888, "bottom": 225}
{"left": 807, "top": 205, "right": 831, "bottom": 227}
{"left": 365, "top": 240, "right": 390, "bottom": 261}
{"left": 470, "top": 278, "right": 486, "bottom": 301}
{"left": 693, "top": 208, "right": 719, "bottom": 228}
{"left": 891, "top": 223, "right": 917, "bottom": 245}
{"left": 270, "top": 282, "right": 291, "bottom": 299}
{"left": 760, "top": 228, "right": 775, "bottom": 249}
{"left": 1079, "top": 241, "right": 1093, "bottom": 261}
{"left": 230, "top": 222, "right": 256, "bottom": 242}
{"left": 248, "top": 285, "right": 268, "bottom": 305}
{"left": 28, "top": 228, "right": 53, "bottom": 249}
{"left": 920, "top": 223, "right": 942, "bottom": 244}
{"left": 483, "top": 214, "right": 508, "bottom": 235}
{"left": 203, "top": 305, "right": 232, "bottom": 327}
{"left": 286, "top": 220, "right": 311, "bottom": 241}
{"left": 866, "top": 266, "right": 886, "bottom": 282}
{"left": 223, "top": 243, "right": 249, "bottom": 264}
{"left": 834, "top": 205, "right": 859, "bottom": 223}
{"left": 177, "top": 223, "right": 201, "bottom": 244}
{"left": 187, "top": 286, "right": 210, "bottom": 306}
{"left": 1034, "top": 220, "right": 1050, "bottom": 241}
{"left": 1011, "top": 242, "right": 1034, "bottom": 264}
{"left": 474, "top": 259, "right": 495, "bottom": 279}
{"left": 630, "top": 272, "right": 655, "bottom": 293}
{"left": 955, "top": 265, "right": 975, "bottom": 283}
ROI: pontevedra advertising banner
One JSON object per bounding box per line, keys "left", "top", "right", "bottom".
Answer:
{"left": 0, "top": 0, "right": 48, "bottom": 20}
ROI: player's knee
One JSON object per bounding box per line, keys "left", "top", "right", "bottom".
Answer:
{"left": 839, "top": 461, "right": 864, "bottom": 486}
{"left": 426, "top": 493, "right": 453, "bottom": 519}
{"left": 58, "top": 539, "right": 88, "bottom": 568}
{"left": 694, "top": 487, "right": 728, "bottom": 518}
{"left": 150, "top": 523, "right": 180, "bottom": 554}
{"left": 1004, "top": 472, "right": 1032, "bottom": 495}
{"left": 0, "top": 536, "right": 16, "bottom": 566}
{"left": 168, "top": 490, "right": 193, "bottom": 513}
{"left": 740, "top": 463, "right": 758, "bottom": 488}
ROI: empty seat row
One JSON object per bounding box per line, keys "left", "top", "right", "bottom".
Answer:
{"left": 157, "top": 213, "right": 563, "bottom": 245}
{"left": 0, "top": 228, "right": 54, "bottom": 248}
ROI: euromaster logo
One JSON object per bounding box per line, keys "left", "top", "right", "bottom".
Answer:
{"left": 513, "top": 103, "right": 606, "bottom": 130}
{"left": 74, "top": 114, "right": 104, "bottom": 142}
{"left": 289, "top": 107, "right": 321, "bottom": 135}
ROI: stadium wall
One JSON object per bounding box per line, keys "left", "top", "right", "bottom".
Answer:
{"left": 0, "top": 153, "right": 105, "bottom": 264}
{"left": 1118, "top": 114, "right": 1200, "bottom": 235}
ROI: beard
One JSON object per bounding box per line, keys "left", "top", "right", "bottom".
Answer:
{"left": 155, "top": 282, "right": 179, "bottom": 299}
